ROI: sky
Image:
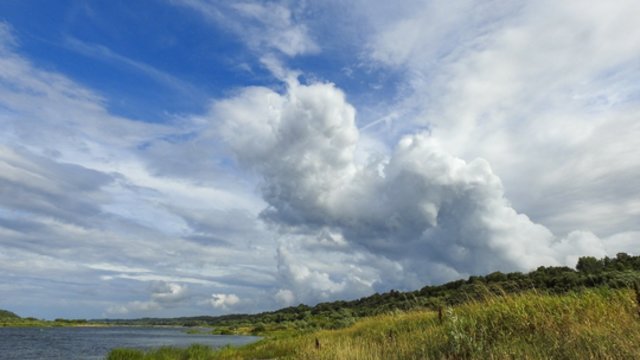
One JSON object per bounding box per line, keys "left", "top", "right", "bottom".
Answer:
{"left": 0, "top": 0, "right": 639, "bottom": 320}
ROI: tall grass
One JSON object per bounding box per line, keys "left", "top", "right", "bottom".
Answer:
{"left": 107, "top": 287, "right": 640, "bottom": 359}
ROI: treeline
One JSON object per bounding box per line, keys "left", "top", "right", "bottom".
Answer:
{"left": 98, "top": 253, "right": 640, "bottom": 333}
{"left": 0, "top": 309, "right": 96, "bottom": 327}
{"left": 0, "top": 309, "right": 20, "bottom": 320}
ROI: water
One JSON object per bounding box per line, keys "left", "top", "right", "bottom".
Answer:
{"left": 0, "top": 327, "right": 260, "bottom": 360}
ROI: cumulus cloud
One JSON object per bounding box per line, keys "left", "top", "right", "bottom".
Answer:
{"left": 273, "top": 237, "right": 398, "bottom": 305}
{"left": 206, "top": 293, "right": 240, "bottom": 310}
{"left": 359, "top": 0, "right": 640, "bottom": 238}
{"left": 217, "top": 79, "right": 617, "bottom": 297}
{"left": 2, "top": 0, "right": 639, "bottom": 318}
{"left": 274, "top": 289, "right": 295, "bottom": 306}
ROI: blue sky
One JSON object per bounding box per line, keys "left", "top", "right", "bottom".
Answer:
{"left": 0, "top": 0, "right": 275, "bottom": 120}
{"left": 1, "top": 0, "right": 639, "bottom": 319}
{"left": 0, "top": 0, "right": 401, "bottom": 123}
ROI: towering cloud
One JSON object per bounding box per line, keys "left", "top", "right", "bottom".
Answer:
{"left": 2, "top": 1, "right": 638, "bottom": 318}
{"left": 217, "top": 80, "right": 610, "bottom": 302}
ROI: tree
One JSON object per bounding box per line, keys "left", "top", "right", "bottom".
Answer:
{"left": 576, "top": 256, "right": 603, "bottom": 273}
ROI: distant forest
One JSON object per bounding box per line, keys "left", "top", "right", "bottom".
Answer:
{"left": 98, "top": 253, "right": 640, "bottom": 333}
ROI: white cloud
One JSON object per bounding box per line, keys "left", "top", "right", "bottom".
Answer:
{"left": 0, "top": 22, "right": 17, "bottom": 51}
{"left": 107, "top": 301, "right": 162, "bottom": 315}
{"left": 274, "top": 289, "right": 295, "bottom": 306}
{"left": 273, "top": 238, "right": 393, "bottom": 304}
{"left": 0, "top": 22, "right": 279, "bottom": 318}
{"left": 218, "top": 78, "right": 628, "bottom": 295}
{"left": 105, "top": 282, "right": 191, "bottom": 315}
{"left": 151, "top": 282, "right": 189, "bottom": 303}
{"left": 231, "top": 2, "right": 319, "bottom": 56}
{"left": 2, "top": 0, "right": 640, "bottom": 317}
{"left": 172, "top": 0, "right": 319, "bottom": 57}
{"left": 207, "top": 293, "right": 240, "bottom": 310}
{"left": 551, "top": 231, "right": 607, "bottom": 269}
{"left": 259, "top": 54, "right": 301, "bottom": 83}
{"left": 63, "top": 36, "right": 198, "bottom": 96}
{"left": 357, "top": 0, "right": 640, "bottom": 239}
{"left": 87, "top": 263, "right": 152, "bottom": 274}
{"left": 603, "top": 232, "right": 640, "bottom": 256}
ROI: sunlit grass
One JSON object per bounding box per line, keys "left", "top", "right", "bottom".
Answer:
{"left": 108, "top": 287, "right": 640, "bottom": 359}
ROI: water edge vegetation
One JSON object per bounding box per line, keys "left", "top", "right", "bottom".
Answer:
{"left": 105, "top": 253, "right": 640, "bottom": 359}
{"left": 106, "top": 287, "right": 640, "bottom": 359}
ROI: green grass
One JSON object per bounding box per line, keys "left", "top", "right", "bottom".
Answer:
{"left": 107, "top": 287, "right": 640, "bottom": 359}
{"left": 0, "top": 317, "right": 105, "bottom": 327}
{"left": 107, "top": 344, "right": 222, "bottom": 360}
{"left": 0, "top": 317, "right": 53, "bottom": 327}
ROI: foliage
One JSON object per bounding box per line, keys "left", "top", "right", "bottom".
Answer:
{"left": 106, "top": 253, "right": 640, "bottom": 359}
{"left": 0, "top": 309, "right": 100, "bottom": 327}
{"left": 99, "top": 253, "right": 640, "bottom": 334}
{"left": 108, "top": 287, "right": 640, "bottom": 359}
{"left": 0, "top": 309, "right": 20, "bottom": 319}
{"left": 0, "top": 310, "right": 52, "bottom": 327}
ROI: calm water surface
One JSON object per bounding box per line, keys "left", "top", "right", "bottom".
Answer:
{"left": 0, "top": 327, "right": 260, "bottom": 360}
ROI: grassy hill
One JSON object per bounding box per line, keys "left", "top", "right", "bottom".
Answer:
{"left": 0, "top": 309, "right": 44, "bottom": 327}
{"left": 106, "top": 253, "right": 640, "bottom": 359}
{"left": 108, "top": 287, "right": 640, "bottom": 359}
{"left": 0, "top": 309, "right": 93, "bottom": 327}
{"left": 0, "top": 309, "right": 20, "bottom": 320}
{"left": 102, "top": 252, "right": 640, "bottom": 334}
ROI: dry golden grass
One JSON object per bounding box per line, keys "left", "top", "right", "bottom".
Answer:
{"left": 109, "top": 287, "right": 640, "bottom": 359}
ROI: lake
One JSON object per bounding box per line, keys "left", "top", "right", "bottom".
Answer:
{"left": 0, "top": 327, "right": 260, "bottom": 360}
